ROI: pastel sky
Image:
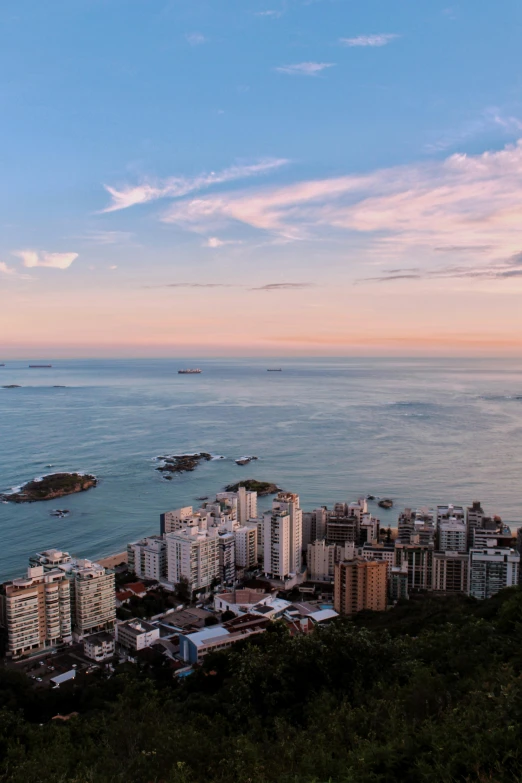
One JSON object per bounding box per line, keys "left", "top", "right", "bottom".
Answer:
{"left": 1, "top": 0, "right": 522, "bottom": 356}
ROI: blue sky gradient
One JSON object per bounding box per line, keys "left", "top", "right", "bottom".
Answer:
{"left": 1, "top": 0, "right": 522, "bottom": 355}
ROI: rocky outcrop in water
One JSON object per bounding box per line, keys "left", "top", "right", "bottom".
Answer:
{"left": 2, "top": 473, "right": 97, "bottom": 503}
{"left": 224, "top": 479, "right": 281, "bottom": 496}
{"left": 156, "top": 453, "right": 212, "bottom": 477}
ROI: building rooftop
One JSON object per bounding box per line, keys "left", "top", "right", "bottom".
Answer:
{"left": 308, "top": 608, "right": 338, "bottom": 623}
{"left": 185, "top": 625, "right": 230, "bottom": 648}
{"left": 85, "top": 631, "right": 114, "bottom": 644}
{"left": 118, "top": 618, "right": 158, "bottom": 637}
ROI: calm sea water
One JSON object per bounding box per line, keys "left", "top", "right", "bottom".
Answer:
{"left": 1, "top": 357, "right": 522, "bottom": 580}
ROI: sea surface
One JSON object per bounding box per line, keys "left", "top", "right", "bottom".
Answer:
{"left": 1, "top": 357, "right": 522, "bottom": 580}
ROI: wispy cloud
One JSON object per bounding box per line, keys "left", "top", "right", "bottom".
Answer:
{"left": 0, "top": 261, "right": 17, "bottom": 275}
{"left": 162, "top": 139, "right": 522, "bottom": 262}
{"left": 13, "top": 250, "right": 78, "bottom": 269}
{"left": 340, "top": 34, "right": 399, "bottom": 47}
{"left": 359, "top": 253, "right": 522, "bottom": 284}
{"left": 426, "top": 107, "right": 522, "bottom": 153}
{"left": 275, "top": 62, "right": 334, "bottom": 76}
{"left": 78, "top": 230, "right": 135, "bottom": 245}
{"left": 250, "top": 282, "right": 315, "bottom": 290}
{"left": 147, "top": 281, "right": 314, "bottom": 291}
{"left": 255, "top": 9, "right": 283, "bottom": 17}
{"left": 102, "top": 158, "right": 289, "bottom": 213}
{"left": 203, "top": 237, "right": 241, "bottom": 248}
{"left": 186, "top": 32, "right": 207, "bottom": 45}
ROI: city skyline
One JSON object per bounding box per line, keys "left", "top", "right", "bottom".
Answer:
{"left": 1, "top": 0, "right": 522, "bottom": 356}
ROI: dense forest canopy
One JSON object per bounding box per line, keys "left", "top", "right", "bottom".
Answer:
{"left": 2, "top": 589, "right": 522, "bottom": 782}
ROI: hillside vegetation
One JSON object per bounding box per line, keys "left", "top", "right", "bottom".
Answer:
{"left": 2, "top": 589, "right": 522, "bottom": 782}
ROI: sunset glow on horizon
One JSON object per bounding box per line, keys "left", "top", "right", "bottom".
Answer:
{"left": 1, "top": 0, "right": 522, "bottom": 357}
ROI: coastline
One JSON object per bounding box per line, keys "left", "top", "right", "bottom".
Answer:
{"left": 97, "top": 551, "right": 128, "bottom": 569}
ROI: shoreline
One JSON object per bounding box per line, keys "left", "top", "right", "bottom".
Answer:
{"left": 97, "top": 551, "right": 128, "bottom": 569}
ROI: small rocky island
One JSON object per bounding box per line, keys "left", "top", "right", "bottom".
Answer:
{"left": 378, "top": 498, "right": 394, "bottom": 509}
{"left": 225, "top": 479, "right": 281, "bottom": 496}
{"left": 235, "top": 456, "right": 258, "bottom": 466}
{"left": 156, "top": 453, "right": 212, "bottom": 479}
{"left": 1, "top": 473, "right": 97, "bottom": 503}
{"left": 2, "top": 385, "right": 21, "bottom": 389}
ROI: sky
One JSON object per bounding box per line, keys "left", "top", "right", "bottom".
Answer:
{"left": 1, "top": 0, "right": 522, "bottom": 357}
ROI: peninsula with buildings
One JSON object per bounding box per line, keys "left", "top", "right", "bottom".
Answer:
{"left": 1, "top": 472, "right": 97, "bottom": 503}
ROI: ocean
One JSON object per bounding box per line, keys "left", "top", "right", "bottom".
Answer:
{"left": 1, "top": 357, "right": 522, "bottom": 580}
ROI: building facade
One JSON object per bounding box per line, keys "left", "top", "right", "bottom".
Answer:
{"left": 166, "top": 529, "right": 220, "bottom": 593}
{"left": 0, "top": 566, "right": 72, "bottom": 658}
{"left": 334, "top": 559, "right": 387, "bottom": 616}
{"left": 468, "top": 548, "right": 520, "bottom": 600}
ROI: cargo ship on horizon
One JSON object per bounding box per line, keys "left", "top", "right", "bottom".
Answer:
{"left": 178, "top": 368, "right": 202, "bottom": 374}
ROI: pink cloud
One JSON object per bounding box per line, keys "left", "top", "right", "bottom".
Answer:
{"left": 162, "top": 140, "right": 522, "bottom": 260}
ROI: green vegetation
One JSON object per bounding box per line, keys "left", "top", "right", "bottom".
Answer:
{"left": 224, "top": 479, "right": 280, "bottom": 495}
{"left": 3, "top": 590, "right": 522, "bottom": 781}
{"left": 1, "top": 473, "right": 97, "bottom": 503}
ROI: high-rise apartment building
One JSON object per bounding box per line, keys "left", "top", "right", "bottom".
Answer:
{"left": 468, "top": 548, "right": 520, "bottom": 600}
{"left": 263, "top": 509, "right": 291, "bottom": 579}
{"left": 166, "top": 528, "right": 220, "bottom": 593}
{"left": 28, "top": 553, "right": 116, "bottom": 640}
{"left": 334, "top": 559, "right": 387, "bottom": 616}
{"left": 160, "top": 507, "right": 194, "bottom": 535}
{"left": 395, "top": 542, "right": 434, "bottom": 591}
{"left": 433, "top": 551, "right": 468, "bottom": 593}
{"left": 272, "top": 492, "right": 303, "bottom": 574}
{"left": 64, "top": 560, "right": 116, "bottom": 638}
{"left": 234, "top": 523, "right": 258, "bottom": 569}
{"left": 438, "top": 519, "right": 467, "bottom": 552}
{"left": 127, "top": 536, "right": 167, "bottom": 581}
{"left": 237, "top": 486, "right": 257, "bottom": 524}
{"left": 218, "top": 532, "right": 236, "bottom": 584}
{"left": 466, "top": 501, "right": 485, "bottom": 547}
{"left": 0, "top": 566, "right": 72, "bottom": 658}
{"left": 302, "top": 507, "right": 327, "bottom": 549}
{"left": 307, "top": 540, "right": 336, "bottom": 582}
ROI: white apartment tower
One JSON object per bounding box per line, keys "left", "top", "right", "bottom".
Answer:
{"left": 272, "top": 492, "right": 302, "bottom": 574}
{"left": 263, "top": 509, "right": 291, "bottom": 580}
{"left": 237, "top": 486, "right": 258, "bottom": 524}
{"left": 234, "top": 523, "right": 258, "bottom": 569}
{"left": 468, "top": 548, "right": 520, "bottom": 600}
{"left": 161, "top": 507, "right": 194, "bottom": 534}
{"left": 166, "top": 529, "right": 220, "bottom": 593}
{"left": 127, "top": 536, "right": 167, "bottom": 581}
{"left": 438, "top": 520, "right": 467, "bottom": 552}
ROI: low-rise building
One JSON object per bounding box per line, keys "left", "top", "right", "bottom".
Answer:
{"left": 214, "top": 588, "right": 273, "bottom": 614}
{"left": 179, "top": 614, "right": 269, "bottom": 664}
{"left": 84, "top": 631, "right": 115, "bottom": 661}
{"left": 115, "top": 618, "right": 160, "bottom": 651}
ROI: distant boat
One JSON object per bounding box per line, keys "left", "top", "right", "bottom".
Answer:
{"left": 267, "top": 368, "right": 282, "bottom": 372}
{"left": 29, "top": 364, "right": 52, "bottom": 368}
{"left": 178, "top": 369, "right": 202, "bottom": 374}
